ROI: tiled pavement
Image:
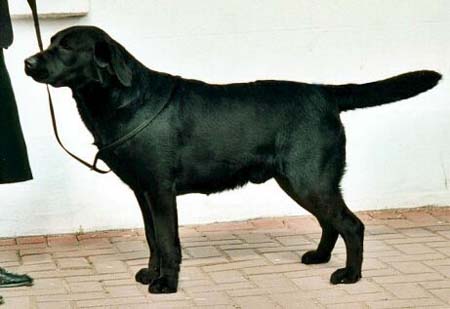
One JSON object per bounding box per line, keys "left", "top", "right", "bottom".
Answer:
{"left": 0, "top": 207, "right": 450, "bottom": 308}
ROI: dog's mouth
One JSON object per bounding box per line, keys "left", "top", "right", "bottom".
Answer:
{"left": 24, "top": 57, "right": 50, "bottom": 83}
{"left": 25, "top": 68, "right": 49, "bottom": 83}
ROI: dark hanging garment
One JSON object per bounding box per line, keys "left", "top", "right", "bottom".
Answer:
{"left": 0, "top": 0, "right": 13, "bottom": 48}
{"left": 0, "top": 0, "right": 33, "bottom": 183}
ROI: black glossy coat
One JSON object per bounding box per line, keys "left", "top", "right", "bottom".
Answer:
{"left": 24, "top": 26, "right": 441, "bottom": 293}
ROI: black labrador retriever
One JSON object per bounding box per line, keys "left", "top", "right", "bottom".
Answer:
{"left": 24, "top": 26, "right": 441, "bottom": 293}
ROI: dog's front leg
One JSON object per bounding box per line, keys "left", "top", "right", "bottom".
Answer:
{"left": 134, "top": 192, "right": 160, "bottom": 285}
{"left": 146, "top": 188, "right": 181, "bottom": 294}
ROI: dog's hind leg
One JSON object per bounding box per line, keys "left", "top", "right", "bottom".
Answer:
{"left": 275, "top": 120, "right": 364, "bottom": 284}
{"left": 276, "top": 176, "right": 364, "bottom": 284}
{"left": 327, "top": 199, "right": 364, "bottom": 284}
{"left": 302, "top": 218, "right": 338, "bottom": 265}
{"left": 134, "top": 191, "right": 160, "bottom": 285}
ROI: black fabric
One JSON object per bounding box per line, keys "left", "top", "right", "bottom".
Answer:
{"left": 0, "top": 49, "right": 33, "bottom": 183}
{"left": 0, "top": 0, "right": 32, "bottom": 183}
{"left": 0, "top": 0, "right": 13, "bottom": 49}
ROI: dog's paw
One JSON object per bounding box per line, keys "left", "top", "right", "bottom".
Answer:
{"left": 135, "top": 268, "right": 159, "bottom": 285}
{"left": 330, "top": 267, "right": 361, "bottom": 284}
{"left": 301, "top": 250, "right": 331, "bottom": 264}
{"left": 148, "top": 276, "right": 178, "bottom": 294}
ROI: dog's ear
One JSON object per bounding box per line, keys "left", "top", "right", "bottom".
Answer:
{"left": 94, "top": 40, "right": 132, "bottom": 87}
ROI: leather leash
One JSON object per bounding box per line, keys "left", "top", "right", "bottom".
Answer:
{"left": 27, "top": 0, "right": 110, "bottom": 173}
{"left": 27, "top": 0, "right": 177, "bottom": 174}
{"left": 27, "top": 1, "right": 177, "bottom": 177}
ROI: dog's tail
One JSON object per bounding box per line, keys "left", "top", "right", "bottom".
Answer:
{"left": 324, "top": 70, "right": 442, "bottom": 112}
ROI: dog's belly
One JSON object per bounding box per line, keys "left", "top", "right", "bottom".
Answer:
{"left": 175, "top": 160, "right": 274, "bottom": 195}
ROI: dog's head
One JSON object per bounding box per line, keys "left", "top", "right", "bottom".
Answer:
{"left": 25, "top": 26, "right": 132, "bottom": 89}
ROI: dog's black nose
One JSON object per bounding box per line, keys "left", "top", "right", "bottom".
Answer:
{"left": 24, "top": 54, "right": 49, "bottom": 82}
{"left": 24, "top": 57, "right": 39, "bottom": 71}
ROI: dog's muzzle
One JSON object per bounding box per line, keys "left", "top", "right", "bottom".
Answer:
{"left": 24, "top": 55, "right": 49, "bottom": 82}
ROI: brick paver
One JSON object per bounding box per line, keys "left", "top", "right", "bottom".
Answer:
{"left": 0, "top": 207, "right": 449, "bottom": 308}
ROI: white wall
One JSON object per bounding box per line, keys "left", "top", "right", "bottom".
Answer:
{"left": 1, "top": 0, "right": 450, "bottom": 236}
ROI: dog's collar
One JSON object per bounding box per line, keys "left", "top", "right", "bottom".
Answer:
{"left": 91, "top": 79, "right": 180, "bottom": 170}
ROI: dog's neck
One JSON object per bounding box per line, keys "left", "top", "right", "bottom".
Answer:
{"left": 71, "top": 66, "right": 177, "bottom": 147}
{"left": 71, "top": 74, "right": 146, "bottom": 146}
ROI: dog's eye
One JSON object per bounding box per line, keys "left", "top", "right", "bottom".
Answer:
{"left": 59, "top": 41, "right": 72, "bottom": 51}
